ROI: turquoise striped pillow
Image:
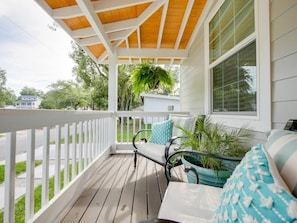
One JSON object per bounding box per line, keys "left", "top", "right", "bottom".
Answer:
{"left": 169, "top": 115, "right": 197, "bottom": 144}
{"left": 265, "top": 129, "right": 297, "bottom": 197}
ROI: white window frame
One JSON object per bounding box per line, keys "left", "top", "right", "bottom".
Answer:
{"left": 204, "top": 0, "right": 271, "bottom": 132}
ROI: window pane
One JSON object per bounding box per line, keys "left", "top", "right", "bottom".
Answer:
{"left": 212, "top": 41, "right": 256, "bottom": 113}
{"left": 221, "top": 21, "right": 234, "bottom": 55}
{"left": 235, "top": 0, "right": 254, "bottom": 44}
{"left": 209, "top": 0, "right": 255, "bottom": 63}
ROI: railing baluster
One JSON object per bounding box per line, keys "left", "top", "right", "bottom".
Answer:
{"left": 120, "top": 115, "right": 124, "bottom": 143}
{"left": 26, "top": 129, "right": 35, "bottom": 221}
{"left": 64, "top": 124, "right": 70, "bottom": 185}
{"left": 84, "top": 121, "right": 88, "bottom": 167}
{"left": 72, "top": 123, "right": 77, "bottom": 179}
{"left": 42, "top": 127, "right": 50, "bottom": 206}
{"left": 91, "top": 120, "right": 96, "bottom": 160}
{"left": 88, "top": 121, "right": 92, "bottom": 162}
{"left": 55, "top": 125, "right": 61, "bottom": 195}
{"left": 4, "top": 132, "right": 16, "bottom": 223}
{"left": 95, "top": 119, "right": 99, "bottom": 155}
{"left": 78, "top": 121, "right": 83, "bottom": 172}
{"left": 126, "top": 116, "right": 130, "bottom": 142}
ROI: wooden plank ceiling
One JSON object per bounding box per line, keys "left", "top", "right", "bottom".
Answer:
{"left": 35, "top": 0, "right": 207, "bottom": 64}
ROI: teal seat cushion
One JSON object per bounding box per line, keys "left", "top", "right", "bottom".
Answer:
{"left": 212, "top": 144, "right": 297, "bottom": 222}
{"left": 149, "top": 119, "right": 173, "bottom": 145}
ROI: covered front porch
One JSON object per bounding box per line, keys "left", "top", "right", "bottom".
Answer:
{"left": 2, "top": 0, "right": 297, "bottom": 222}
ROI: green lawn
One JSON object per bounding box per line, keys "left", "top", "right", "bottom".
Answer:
{"left": 0, "top": 162, "right": 78, "bottom": 223}
{"left": 0, "top": 161, "right": 42, "bottom": 184}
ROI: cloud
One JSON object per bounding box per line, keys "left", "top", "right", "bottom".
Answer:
{"left": 0, "top": 0, "right": 75, "bottom": 95}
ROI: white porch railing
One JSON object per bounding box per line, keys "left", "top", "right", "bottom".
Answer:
{"left": 0, "top": 109, "right": 188, "bottom": 223}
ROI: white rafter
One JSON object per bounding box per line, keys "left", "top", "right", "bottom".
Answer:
{"left": 174, "top": 0, "right": 194, "bottom": 50}
{"left": 76, "top": 0, "right": 114, "bottom": 56}
{"left": 157, "top": 0, "right": 168, "bottom": 49}
{"left": 117, "top": 48, "right": 188, "bottom": 59}
{"left": 52, "top": 0, "right": 157, "bottom": 19}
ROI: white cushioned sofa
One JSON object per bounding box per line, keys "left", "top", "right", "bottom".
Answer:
{"left": 132, "top": 114, "right": 197, "bottom": 168}
{"left": 158, "top": 129, "right": 297, "bottom": 223}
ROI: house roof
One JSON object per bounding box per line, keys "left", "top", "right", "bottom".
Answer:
{"left": 35, "top": 0, "right": 207, "bottom": 65}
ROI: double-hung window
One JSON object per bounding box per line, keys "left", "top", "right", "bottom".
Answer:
{"left": 209, "top": 0, "right": 256, "bottom": 115}
{"left": 206, "top": 0, "right": 271, "bottom": 131}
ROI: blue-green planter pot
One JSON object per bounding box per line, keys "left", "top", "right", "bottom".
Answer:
{"left": 182, "top": 155, "right": 233, "bottom": 188}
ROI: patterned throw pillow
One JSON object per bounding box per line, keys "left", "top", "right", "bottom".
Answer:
{"left": 212, "top": 144, "right": 297, "bottom": 223}
{"left": 169, "top": 114, "right": 197, "bottom": 144}
{"left": 149, "top": 119, "right": 173, "bottom": 145}
{"left": 265, "top": 129, "right": 297, "bottom": 197}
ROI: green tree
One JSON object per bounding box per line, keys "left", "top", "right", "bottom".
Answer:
{"left": 130, "top": 62, "right": 174, "bottom": 96}
{"left": 70, "top": 42, "right": 108, "bottom": 110}
{"left": 40, "top": 80, "right": 89, "bottom": 110}
{"left": 118, "top": 64, "right": 142, "bottom": 111}
{"left": 19, "top": 86, "right": 44, "bottom": 97}
{"left": 0, "top": 68, "right": 17, "bottom": 107}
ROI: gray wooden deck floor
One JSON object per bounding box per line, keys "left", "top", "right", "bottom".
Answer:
{"left": 60, "top": 154, "right": 168, "bottom": 223}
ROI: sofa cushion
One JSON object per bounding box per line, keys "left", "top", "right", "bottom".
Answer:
{"left": 212, "top": 144, "right": 297, "bottom": 222}
{"left": 169, "top": 114, "right": 197, "bottom": 144}
{"left": 158, "top": 182, "right": 222, "bottom": 222}
{"left": 136, "top": 142, "right": 177, "bottom": 164}
{"left": 265, "top": 129, "right": 297, "bottom": 197}
{"left": 149, "top": 119, "right": 173, "bottom": 145}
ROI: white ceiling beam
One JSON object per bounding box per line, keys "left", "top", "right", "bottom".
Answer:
{"left": 117, "top": 48, "right": 188, "bottom": 59}
{"left": 113, "top": 0, "right": 165, "bottom": 49}
{"left": 52, "top": 0, "right": 157, "bottom": 19}
{"left": 104, "top": 18, "right": 138, "bottom": 33}
{"left": 72, "top": 27, "right": 95, "bottom": 38}
{"left": 52, "top": 5, "right": 82, "bottom": 19}
{"left": 76, "top": 0, "right": 114, "bottom": 56}
{"left": 157, "top": 0, "right": 168, "bottom": 49}
{"left": 70, "top": 19, "right": 137, "bottom": 39}
{"left": 92, "top": 0, "right": 157, "bottom": 12}
{"left": 136, "top": 0, "right": 165, "bottom": 26}
{"left": 78, "top": 36, "right": 101, "bottom": 46}
{"left": 174, "top": 0, "right": 194, "bottom": 49}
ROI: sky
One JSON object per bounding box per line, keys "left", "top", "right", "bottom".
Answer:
{"left": 0, "top": 0, "right": 75, "bottom": 96}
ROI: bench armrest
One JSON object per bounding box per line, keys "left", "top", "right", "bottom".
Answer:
{"left": 132, "top": 129, "right": 152, "bottom": 149}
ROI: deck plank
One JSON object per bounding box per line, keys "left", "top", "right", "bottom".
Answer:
{"left": 60, "top": 155, "right": 121, "bottom": 223}
{"left": 96, "top": 155, "right": 132, "bottom": 222}
{"left": 147, "top": 161, "right": 162, "bottom": 219}
{"left": 60, "top": 154, "right": 169, "bottom": 223}
{"left": 78, "top": 155, "right": 125, "bottom": 223}
{"left": 131, "top": 156, "right": 148, "bottom": 223}
{"left": 113, "top": 155, "right": 137, "bottom": 223}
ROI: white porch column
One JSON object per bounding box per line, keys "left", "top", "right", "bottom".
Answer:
{"left": 108, "top": 54, "right": 118, "bottom": 152}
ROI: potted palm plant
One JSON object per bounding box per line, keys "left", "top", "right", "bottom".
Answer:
{"left": 177, "top": 116, "right": 253, "bottom": 187}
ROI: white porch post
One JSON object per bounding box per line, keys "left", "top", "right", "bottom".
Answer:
{"left": 108, "top": 53, "right": 118, "bottom": 152}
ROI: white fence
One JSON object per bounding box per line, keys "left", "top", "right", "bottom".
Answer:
{"left": 0, "top": 109, "right": 188, "bottom": 222}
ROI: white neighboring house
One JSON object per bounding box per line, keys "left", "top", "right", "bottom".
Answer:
{"left": 16, "top": 95, "right": 42, "bottom": 109}
{"left": 142, "top": 93, "right": 180, "bottom": 124}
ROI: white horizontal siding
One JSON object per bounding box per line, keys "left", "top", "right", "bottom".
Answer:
{"left": 272, "top": 53, "right": 297, "bottom": 81}
{"left": 270, "top": 0, "right": 297, "bottom": 128}
{"left": 270, "top": 0, "right": 297, "bottom": 21}
{"left": 270, "top": 3, "right": 297, "bottom": 41}
{"left": 272, "top": 77, "right": 297, "bottom": 102}
{"left": 180, "top": 32, "right": 205, "bottom": 115}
